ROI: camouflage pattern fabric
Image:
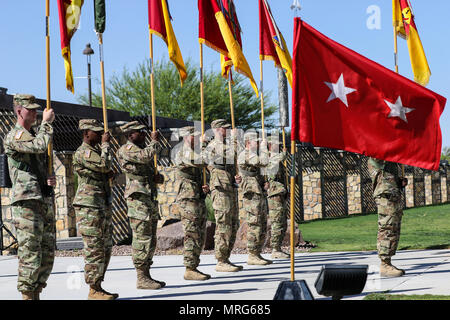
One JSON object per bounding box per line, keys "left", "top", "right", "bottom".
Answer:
{"left": 116, "top": 140, "right": 161, "bottom": 203}
{"left": 368, "top": 157, "right": 404, "bottom": 260}
{"left": 117, "top": 139, "right": 162, "bottom": 268}
{"left": 174, "top": 142, "right": 208, "bottom": 268}
{"left": 73, "top": 141, "right": 113, "bottom": 284}
{"left": 179, "top": 199, "right": 207, "bottom": 269}
{"left": 267, "top": 194, "right": 287, "bottom": 250}
{"left": 3, "top": 121, "right": 55, "bottom": 293}
{"left": 204, "top": 137, "right": 239, "bottom": 262}
{"left": 76, "top": 206, "right": 113, "bottom": 285}
{"left": 127, "top": 195, "right": 159, "bottom": 268}
{"left": 3, "top": 122, "right": 53, "bottom": 204}
{"left": 73, "top": 142, "right": 112, "bottom": 209}
{"left": 12, "top": 198, "right": 55, "bottom": 292}
{"left": 238, "top": 147, "right": 269, "bottom": 254}
{"left": 266, "top": 151, "right": 288, "bottom": 250}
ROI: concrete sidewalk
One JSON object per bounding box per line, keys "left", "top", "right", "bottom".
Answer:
{"left": 1, "top": 249, "right": 450, "bottom": 300}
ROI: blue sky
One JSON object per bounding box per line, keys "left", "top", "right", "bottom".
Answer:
{"left": 0, "top": 0, "right": 448, "bottom": 148}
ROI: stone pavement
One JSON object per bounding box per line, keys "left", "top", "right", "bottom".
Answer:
{"left": 1, "top": 249, "right": 450, "bottom": 300}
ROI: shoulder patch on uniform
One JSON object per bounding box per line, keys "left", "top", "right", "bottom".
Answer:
{"left": 14, "top": 130, "right": 24, "bottom": 140}
{"left": 126, "top": 144, "right": 133, "bottom": 150}
{"left": 85, "top": 149, "right": 92, "bottom": 158}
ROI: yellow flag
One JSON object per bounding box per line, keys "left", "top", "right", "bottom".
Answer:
{"left": 214, "top": 11, "right": 259, "bottom": 97}
{"left": 393, "top": 0, "right": 431, "bottom": 86}
{"left": 149, "top": 0, "right": 187, "bottom": 86}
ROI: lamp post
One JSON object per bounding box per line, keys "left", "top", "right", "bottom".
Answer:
{"left": 83, "top": 43, "right": 94, "bottom": 107}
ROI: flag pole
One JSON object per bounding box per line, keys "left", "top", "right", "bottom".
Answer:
{"left": 228, "top": 72, "right": 235, "bottom": 129}
{"left": 45, "top": 0, "right": 53, "bottom": 176}
{"left": 393, "top": 21, "right": 406, "bottom": 177}
{"left": 259, "top": 59, "right": 265, "bottom": 138}
{"left": 289, "top": 140, "right": 296, "bottom": 281}
{"left": 149, "top": 31, "right": 158, "bottom": 169}
{"left": 200, "top": 43, "right": 207, "bottom": 185}
{"left": 97, "top": 33, "right": 109, "bottom": 133}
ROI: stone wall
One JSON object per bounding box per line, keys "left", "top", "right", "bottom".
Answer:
{"left": 156, "top": 165, "right": 180, "bottom": 222}
{"left": 405, "top": 173, "right": 415, "bottom": 208}
{"left": 347, "top": 173, "right": 362, "bottom": 215}
{"left": 53, "top": 152, "right": 77, "bottom": 239}
{"left": 302, "top": 171, "right": 322, "bottom": 220}
{"left": 0, "top": 186, "right": 15, "bottom": 252}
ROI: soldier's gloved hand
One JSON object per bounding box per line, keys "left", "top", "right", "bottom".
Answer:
{"left": 150, "top": 131, "right": 159, "bottom": 141}
{"left": 107, "top": 170, "right": 116, "bottom": 180}
{"left": 47, "top": 175, "right": 56, "bottom": 187}
{"left": 401, "top": 178, "right": 408, "bottom": 187}
{"left": 234, "top": 175, "right": 242, "bottom": 184}
{"left": 102, "top": 131, "right": 111, "bottom": 143}
{"left": 43, "top": 108, "right": 55, "bottom": 123}
{"left": 154, "top": 173, "right": 164, "bottom": 184}
{"left": 202, "top": 184, "right": 210, "bottom": 194}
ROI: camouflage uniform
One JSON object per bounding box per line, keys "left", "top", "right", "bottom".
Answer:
{"left": 173, "top": 127, "right": 209, "bottom": 273}
{"left": 116, "top": 122, "right": 162, "bottom": 270}
{"left": 265, "top": 148, "right": 288, "bottom": 253}
{"left": 204, "top": 120, "right": 240, "bottom": 267}
{"left": 237, "top": 133, "right": 270, "bottom": 262}
{"left": 368, "top": 158, "right": 404, "bottom": 264}
{"left": 4, "top": 95, "right": 56, "bottom": 297}
{"left": 73, "top": 120, "right": 113, "bottom": 287}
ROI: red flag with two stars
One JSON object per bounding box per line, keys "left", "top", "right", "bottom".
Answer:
{"left": 291, "top": 19, "right": 446, "bottom": 171}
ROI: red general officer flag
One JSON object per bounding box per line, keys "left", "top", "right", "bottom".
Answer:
{"left": 291, "top": 19, "right": 446, "bottom": 171}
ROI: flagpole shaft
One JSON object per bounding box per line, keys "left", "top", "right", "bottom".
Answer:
{"left": 259, "top": 59, "right": 265, "bottom": 138}
{"left": 228, "top": 74, "right": 235, "bottom": 129}
{"left": 282, "top": 127, "right": 289, "bottom": 187}
{"left": 393, "top": 26, "right": 405, "bottom": 176}
{"left": 149, "top": 32, "right": 158, "bottom": 169}
{"left": 290, "top": 140, "right": 296, "bottom": 281}
{"left": 98, "top": 34, "right": 108, "bottom": 132}
{"left": 45, "top": 0, "right": 53, "bottom": 175}
{"left": 393, "top": 26, "right": 399, "bottom": 74}
{"left": 200, "top": 43, "right": 206, "bottom": 185}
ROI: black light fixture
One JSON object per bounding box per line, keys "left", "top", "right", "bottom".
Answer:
{"left": 83, "top": 43, "right": 95, "bottom": 107}
{"left": 274, "top": 280, "right": 314, "bottom": 300}
{"left": 314, "top": 264, "right": 368, "bottom": 300}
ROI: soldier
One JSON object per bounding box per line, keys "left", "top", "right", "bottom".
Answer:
{"left": 265, "top": 136, "right": 290, "bottom": 259}
{"left": 73, "top": 119, "right": 118, "bottom": 300}
{"left": 173, "top": 126, "right": 211, "bottom": 280}
{"left": 3, "top": 94, "right": 56, "bottom": 300}
{"left": 116, "top": 121, "right": 165, "bottom": 289}
{"left": 204, "top": 119, "right": 243, "bottom": 272}
{"left": 368, "top": 157, "right": 408, "bottom": 278}
{"left": 237, "top": 131, "right": 272, "bottom": 265}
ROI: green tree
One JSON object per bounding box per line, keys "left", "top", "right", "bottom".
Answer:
{"left": 78, "top": 59, "right": 277, "bottom": 130}
{"left": 442, "top": 146, "right": 450, "bottom": 161}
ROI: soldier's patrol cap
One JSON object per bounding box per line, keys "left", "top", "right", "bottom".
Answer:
{"left": 211, "top": 119, "right": 231, "bottom": 129}
{"left": 243, "top": 131, "right": 262, "bottom": 142}
{"left": 120, "top": 121, "right": 146, "bottom": 134}
{"left": 13, "top": 94, "right": 41, "bottom": 110}
{"left": 79, "top": 119, "right": 104, "bottom": 132}
{"left": 179, "top": 126, "right": 201, "bottom": 137}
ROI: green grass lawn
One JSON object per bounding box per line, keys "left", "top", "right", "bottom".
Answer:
{"left": 298, "top": 203, "right": 450, "bottom": 252}
{"left": 364, "top": 293, "right": 450, "bottom": 300}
